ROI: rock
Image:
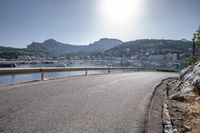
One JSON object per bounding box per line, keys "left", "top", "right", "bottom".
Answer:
{"left": 174, "top": 62, "right": 200, "bottom": 97}
{"left": 182, "top": 125, "right": 192, "bottom": 132}
{"left": 170, "top": 94, "right": 186, "bottom": 102}
{"left": 196, "top": 97, "right": 200, "bottom": 101}
{"left": 169, "top": 85, "right": 196, "bottom": 101}
{"left": 0, "top": 128, "right": 3, "bottom": 132}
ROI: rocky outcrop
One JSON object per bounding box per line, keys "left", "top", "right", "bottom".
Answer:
{"left": 166, "top": 68, "right": 200, "bottom": 133}
{"left": 170, "top": 62, "right": 200, "bottom": 100}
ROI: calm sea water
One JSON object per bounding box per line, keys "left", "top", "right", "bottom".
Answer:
{"left": 0, "top": 60, "right": 110, "bottom": 85}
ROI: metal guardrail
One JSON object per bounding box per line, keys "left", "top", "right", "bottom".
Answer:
{"left": 0, "top": 67, "right": 179, "bottom": 80}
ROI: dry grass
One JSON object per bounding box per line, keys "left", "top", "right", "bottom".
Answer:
{"left": 169, "top": 96, "right": 200, "bottom": 133}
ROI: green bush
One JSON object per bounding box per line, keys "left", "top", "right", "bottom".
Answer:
{"left": 185, "top": 56, "right": 200, "bottom": 65}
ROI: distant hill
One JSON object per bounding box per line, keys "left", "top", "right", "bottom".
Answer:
{"left": 0, "top": 46, "right": 36, "bottom": 59}
{"left": 87, "top": 39, "right": 193, "bottom": 68}
{"left": 88, "top": 38, "right": 124, "bottom": 51}
{"left": 91, "top": 39, "right": 192, "bottom": 59}
{"left": 0, "top": 39, "right": 193, "bottom": 63}
{"left": 27, "top": 38, "right": 123, "bottom": 55}
{"left": 0, "top": 46, "right": 24, "bottom": 52}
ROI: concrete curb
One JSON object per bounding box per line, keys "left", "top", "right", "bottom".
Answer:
{"left": 145, "top": 77, "right": 178, "bottom": 133}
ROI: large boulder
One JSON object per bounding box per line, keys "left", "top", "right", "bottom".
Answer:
{"left": 170, "top": 62, "right": 200, "bottom": 100}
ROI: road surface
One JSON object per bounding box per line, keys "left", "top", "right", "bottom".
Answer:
{"left": 0, "top": 72, "right": 177, "bottom": 133}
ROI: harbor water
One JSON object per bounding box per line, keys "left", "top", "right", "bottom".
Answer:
{"left": 0, "top": 60, "right": 112, "bottom": 85}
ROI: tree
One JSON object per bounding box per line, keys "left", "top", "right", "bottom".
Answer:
{"left": 193, "top": 26, "right": 200, "bottom": 56}
{"left": 186, "top": 26, "right": 200, "bottom": 65}
{"left": 196, "top": 26, "right": 200, "bottom": 48}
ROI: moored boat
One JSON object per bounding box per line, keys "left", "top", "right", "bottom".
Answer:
{"left": 0, "top": 63, "right": 16, "bottom": 68}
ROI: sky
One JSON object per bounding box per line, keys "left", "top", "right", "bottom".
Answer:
{"left": 0, "top": 0, "right": 200, "bottom": 48}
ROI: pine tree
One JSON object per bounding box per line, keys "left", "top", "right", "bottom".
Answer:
{"left": 193, "top": 26, "right": 200, "bottom": 56}
{"left": 186, "top": 26, "right": 200, "bottom": 65}
{"left": 196, "top": 26, "right": 200, "bottom": 49}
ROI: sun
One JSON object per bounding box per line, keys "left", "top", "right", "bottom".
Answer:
{"left": 99, "top": 0, "right": 143, "bottom": 24}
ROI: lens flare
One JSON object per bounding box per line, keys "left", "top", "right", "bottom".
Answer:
{"left": 100, "top": 0, "right": 143, "bottom": 24}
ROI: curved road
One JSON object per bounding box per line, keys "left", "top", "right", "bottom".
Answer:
{"left": 0, "top": 72, "right": 177, "bottom": 133}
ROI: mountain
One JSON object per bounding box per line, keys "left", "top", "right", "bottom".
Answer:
{"left": 0, "top": 46, "right": 25, "bottom": 52}
{"left": 0, "top": 46, "right": 37, "bottom": 59}
{"left": 99, "top": 39, "right": 192, "bottom": 58}
{"left": 27, "top": 38, "right": 123, "bottom": 55}
{"left": 88, "top": 38, "right": 124, "bottom": 50}
{"left": 27, "top": 39, "right": 82, "bottom": 54}
{"left": 1, "top": 39, "right": 193, "bottom": 67}
{"left": 87, "top": 39, "right": 193, "bottom": 68}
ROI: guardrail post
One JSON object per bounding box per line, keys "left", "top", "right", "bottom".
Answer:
{"left": 41, "top": 72, "right": 44, "bottom": 80}
{"left": 85, "top": 70, "right": 88, "bottom": 76}
{"left": 108, "top": 69, "right": 110, "bottom": 74}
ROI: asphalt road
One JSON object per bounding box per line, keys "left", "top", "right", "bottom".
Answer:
{"left": 0, "top": 72, "right": 177, "bottom": 133}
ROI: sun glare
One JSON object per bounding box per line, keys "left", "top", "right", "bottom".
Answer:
{"left": 100, "top": 0, "right": 143, "bottom": 24}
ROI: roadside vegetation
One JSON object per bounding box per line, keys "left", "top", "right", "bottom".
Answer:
{"left": 186, "top": 26, "right": 200, "bottom": 65}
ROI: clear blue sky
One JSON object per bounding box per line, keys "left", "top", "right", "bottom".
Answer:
{"left": 0, "top": 0, "right": 200, "bottom": 48}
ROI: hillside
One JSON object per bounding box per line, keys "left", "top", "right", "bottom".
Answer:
{"left": 0, "top": 46, "right": 34, "bottom": 59}
{"left": 27, "top": 38, "right": 123, "bottom": 55}
{"left": 108, "top": 39, "right": 191, "bottom": 56}
{"left": 92, "top": 39, "right": 192, "bottom": 58}
{"left": 0, "top": 39, "right": 193, "bottom": 68}
{"left": 89, "top": 39, "right": 193, "bottom": 68}
{"left": 88, "top": 38, "right": 124, "bottom": 50}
